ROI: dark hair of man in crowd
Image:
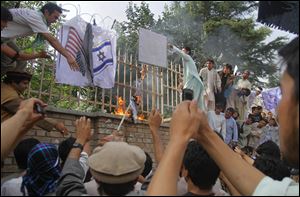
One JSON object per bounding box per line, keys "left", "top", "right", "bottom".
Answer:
{"left": 206, "top": 59, "right": 215, "bottom": 65}
{"left": 96, "top": 180, "right": 137, "bottom": 196}
{"left": 141, "top": 151, "right": 153, "bottom": 178}
{"left": 40, "top": 2, "right": 63, "bottom": 14}
{"left": 278, "top": 37, "right": 299, "bottom": 101}
{"left": 1, "top": 7, "right": 13, "bottom": 21}
{"left": 253, "top": 156, "right": 291, "bottom": 181}
{"left": 223, "top": 63, "right": 233, "bottom": 71}
{"left": 256, "top": 140, "right": 281, "bottom": 160}
{"left": 241, "top": 146, "right": 254, "bottom": 157}
{"left": 183, "top": 141, "right": 220, "bottom": 190}
{"left": 183, "top": 47, "right": 191, "bottom": 55}
{"left": 13, "top": 138, "right": 40, "bottom": 170}
{"left": 3, "top": 74, "right": 31, "bottom": 85}
{"left": 226, "top": 107, "right": 235, "bottom": 115}
{"left": 58, "top": 137, "right": 76, "bottom": 167}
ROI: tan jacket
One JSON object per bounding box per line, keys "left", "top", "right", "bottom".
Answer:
{"left": 1, "top": 83, "right": 57, "bottom": 131}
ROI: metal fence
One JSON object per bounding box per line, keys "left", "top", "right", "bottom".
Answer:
{"left": 25, "top": 50, "right": 183, "bottom": 119}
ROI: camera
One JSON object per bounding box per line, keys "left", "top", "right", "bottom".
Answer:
{"left": 34, "top": 103, "right": 45, "bottom": 115}
{"left": 182, "top": 88, "right": 193, "bottom": 101}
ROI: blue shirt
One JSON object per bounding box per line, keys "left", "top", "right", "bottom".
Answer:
{"left": 225, "top": 117, "right": 238, "bottom": 144}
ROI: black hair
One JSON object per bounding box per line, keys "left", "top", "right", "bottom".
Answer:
{"left": 97, "top": 180, "right": 136, "bottom": 196}
{"left": 58, "top": 137, "right": 76, "bottom": 167}
{"left": 256, "top": 140, "right": 281, "bottom": 160}
{"left": 226, "top": 107, "right": 235, "bottom": 114}
{"left": 253, "top": 156, "right": 291, "bottom": 181}
{"left": 183, "top": 47, "right": 191, "bottom": 55}
{"left": 1, "top": 7, "right": 13, "bottom": 21}
{"left": 3, "top": 72, "right": 32, "bottom": 84}
{"left": 141, "top": 152, "right": 153, "bottom": 178}
{"left": 223, "top": 63, "right": 233, "bottom": 71}
{"left": 40, "top": 2, "right": 63, "bottom": 14}
{"left": 13, "top": 138, "right": 40, "bottom": 170}
{"left": 278, "top": 37, "right": 299, "bottom": 102}
{"left": 206, "top": 59, "right": 215, "bottom": 65}
{"left": 183, "top": 141, "right": 220, "bottom": 190}
{"left": 241, "top": 146, "right": 254, "bottom": 157}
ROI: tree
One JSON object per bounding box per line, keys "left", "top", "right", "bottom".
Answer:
{"left": 154, "top": 1, "right": 287, "bottom": 88}
{"left": 120, "top": 1, "right": 155, "bottom": 57}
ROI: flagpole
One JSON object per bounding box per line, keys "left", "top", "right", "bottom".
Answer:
{"left": 117, "top": 104, "right": 131, "bottom": 131}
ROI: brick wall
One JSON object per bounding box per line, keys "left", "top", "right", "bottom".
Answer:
{"left": 1, "top": 107, "right": 170, "bottom": 178}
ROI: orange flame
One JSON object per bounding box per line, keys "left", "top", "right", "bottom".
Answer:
{"left": 113, "top": 96, "right": 146, "bottom": 121}
{"left": 114, "top": 97, "right": 130, "bottom": 116}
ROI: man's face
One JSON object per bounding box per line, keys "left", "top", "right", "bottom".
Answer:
{"left": 206, "top": 61, "right": 214, "bottom": 70}
{"left": 44, "top": 10, "right": 61, "bottom": 25}
{"left": 182, "top": 48, "right": 188, "bottom": 55}
{"left": 242, "top": 71, "right": 249, "bottom": 79}
{"left": 1, "top": 20, "right": 8, "bottom": 31}
{"left": 225, "top": 110, "right": 232, "bottom": 119}
{"left": 278, "top": 72, "right": 299, "bottom": 167}
{"left": 14, "top": 80, "right": 29, "bottom": 94}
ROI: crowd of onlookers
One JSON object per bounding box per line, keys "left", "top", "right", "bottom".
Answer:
{"left": 1, "top": 3, "right": 299, "bottom": 196}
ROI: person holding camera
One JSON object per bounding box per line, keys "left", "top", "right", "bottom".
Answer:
{"left": 1, "top": 71, "right": 68, "bottom": 135}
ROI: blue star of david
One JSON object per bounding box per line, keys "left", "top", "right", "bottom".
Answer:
{"left": 97, "top": 51, "right": 106, "bottom": 62}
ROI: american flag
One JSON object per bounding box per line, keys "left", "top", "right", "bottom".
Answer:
{"left": 65, "top": 27, "right": 84, "bottom": 58}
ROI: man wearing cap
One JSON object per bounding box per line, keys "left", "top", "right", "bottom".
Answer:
{"left": 248, "top": 87, "right": 264, "bottom": 109}
{"left": 57, "top": 116, "right": 146, "bottom": 196}
{"left": 1, "top": 3, "right": 79, "bottom": 74}
{"left": 1, "top": 71, "right": 68, "bottom": 134}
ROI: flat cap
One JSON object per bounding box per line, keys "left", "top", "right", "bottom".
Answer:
{"left": 88, "top": 142, "right": 146, "bottom": 184}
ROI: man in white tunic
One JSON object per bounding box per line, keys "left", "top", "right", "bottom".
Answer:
{"left": 236, "top": 70, "right": 252, "bottom": 121}
{"left": 199, "top": 59, "right": 221, "bottom": 111}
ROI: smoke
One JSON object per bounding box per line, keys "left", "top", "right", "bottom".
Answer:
{"left": 202, "top": 25, "right": 249, "bottom": 70}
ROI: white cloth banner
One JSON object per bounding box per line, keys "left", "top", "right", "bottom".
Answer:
{"left": 56, "top": 16, "right": 117, "bottom": 88}
{"left": 56, "top": 16, "right": 92, "bottom": 86}
{"left": 92, "top": 26, "right": 117, "bottom": 89}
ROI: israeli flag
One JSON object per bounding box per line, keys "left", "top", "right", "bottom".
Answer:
{"left": 92, "top": 26, "right": 117, "bottom": 88}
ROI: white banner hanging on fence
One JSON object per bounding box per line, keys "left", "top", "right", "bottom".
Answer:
{"left": 56, "top": 16, "right": 93, "bottom": 87}
{"left": 138, "top": 28, "right": 167, "bottom": 68}
{"left": 56, "top": 16, "right": 117, "bottom": 88}
{"left": 92, "top": 26, "right": 117, "bottom": 89}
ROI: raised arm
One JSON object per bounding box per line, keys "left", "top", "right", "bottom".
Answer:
{"left": 195, "top": 109, "right": 265, "bottom": 196}
{"left": 168, "top": 44, "right": 190, "bottom": 61}
{"left": 148, "top": 109, "right": 164, "bottom": 164}
{"left": 41, "top": 33, "right": 79, "bottom": 71}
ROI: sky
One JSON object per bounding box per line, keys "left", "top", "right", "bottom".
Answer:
{"left": 57, "top": 1, "right": 297, "bottom": 43}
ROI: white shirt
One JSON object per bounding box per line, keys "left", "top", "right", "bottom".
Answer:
{"left": 253, "top": 176, "right": 299, "bottom": 196}
{"left": 1, "top": 176, "right": 27, "bottom": 196}
{"left": 1, "top": 8, "right": 49, "bottom": 39}
{"left": 237, "top": 78, "right": 251, "bottom": 90}
{"left": 207, "top": 111, "right": 226, "bottom": 139}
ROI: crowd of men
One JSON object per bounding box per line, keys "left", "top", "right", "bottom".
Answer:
{"left": 1, "top": 3, "right": 299, "bottom": 196}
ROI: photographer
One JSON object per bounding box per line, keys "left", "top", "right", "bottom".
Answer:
{"left": 1, "top": 71, "right": 68, "bottom": 134}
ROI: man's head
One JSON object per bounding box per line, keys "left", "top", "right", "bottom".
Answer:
{"left": 58, "top": 137, "right": 76, "bottom": 167}
{"left": 182, "top": 47, "right": 191, "bottom": 55}
{"left": 257, "top": 119, "right": 267, "bottom": 128}
{"left": 245, "top": 117, "right": 253, "bottom": 125}
{"left": 223, "top": 63, "right": 232, "bottom": 74}
{"left": 256, "top": 87, "right": 263, "bottom": 96}
{"left": 277, "top": 37, "right": 299, "bottom": 168}
{"left": 41, "top": 3, "right": 62, "bottom": 25}
{"left": 13, "top": 138, "right": 40, "bottom": 170}
{"left": 215, "top": 103, "right": 223, "bottom": 115}
{"left": 182, "top": 140, "right": 220, "bottom": 190}
{"left": 253, "top": 156, "right": 290, "bottom": 181}
{"left": 1, "top": 7, "right": 13, "bottom": 31}
{"left": 256, "top": 140, "right": 281, "bottom": 160}
{"left": 242, "top": 70, "right": 250, "bottom": 80}
{"left": 88, "top": 142, "right": 146, "bottom": 195}
{"left": 206, "top": 59, "right": 215, "bottom": 70}
{"left": 225, "top": 107, "right": 234, "bottom": 119}
{"left": 3, "top": 71, "right": 32, "bottom": 94}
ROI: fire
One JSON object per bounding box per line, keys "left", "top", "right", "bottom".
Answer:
{"left": 114, "top": 96, "right": 146, "bottom": 121}
{"left": 114, "top": 97, "right": 130, "bottom": 116}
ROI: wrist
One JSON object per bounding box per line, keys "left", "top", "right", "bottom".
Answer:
{"left": 75, "top": 139, "right": 86, "bottom": 146}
